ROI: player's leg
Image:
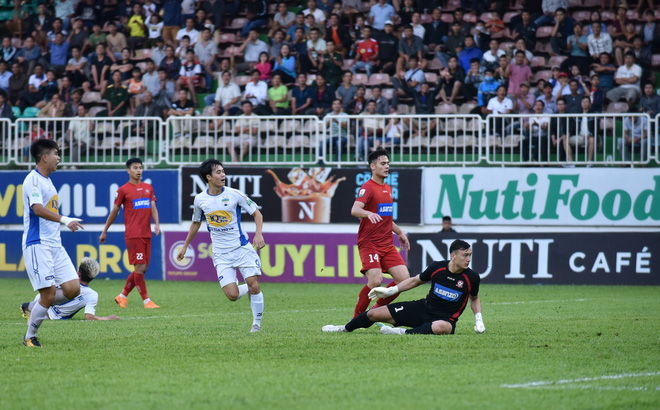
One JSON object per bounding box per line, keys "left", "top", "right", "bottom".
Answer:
{"left": 354, "top": 268, "right": 383, "bottom": 318}
{"left": 129, "top": 238, "right": 159, "bottom": 308}
{"left": 117, "top": 238, "right": 139, "bottom": 306}
{"left": 405, "top": 320, "right": 454, "bottom": 335}
{"left": 217, "top": 265, "right": 243, "bottom": 301}
{"left": 239, "top": 248, "right": 264, "bottom": 332}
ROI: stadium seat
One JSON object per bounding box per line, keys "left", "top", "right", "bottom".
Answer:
{"left": 548, "top": 56, "right": 568, "bottom": 68}
{"left": 123, "top": 136, "right": 146, "bottom": 151}
{"left": 226, "top": 18, "right": 248, "bottom": 31}
{"left": 455, "top": 135, "right": 478, "bottom": 149}
{"left": 22, "top": 107, "right": 39, "bottom": 118}
{"left": 191, "top": 136, "right": 216, "bottom": 149}
{"left": 407, "top": 135, "right": 430, "bottom": 148}
{"left": 202, "top": 106, "right": 215, "bottom": 116}
{"left": 352, "top": 73, "right": 368, "bottom": 85}
{"left": 606, "top": 102, "right": 629, "bottom": 113}
{"left": 479, "top": 12, "right": 494, "bottom": 22}
{"left": 278, "top": 120, "right": 301, "bottom": 134}
{"left": 652, "top": 54, "right": 660, "bottom": 68}
{"left": 424, "top": 73, "right": 438, "bottom": 85}
{"left": 301, "top": 120, "right": 316, "bottom": 133}
{"left": 568, "top": 0, "right": 582, "bottom": 9}
{"left": 532, "top": 70, "right": 552, "bottom": 83}
{"left": 601, "top": 11, "right": 615, "bottom": 21}
{"left": 499, "top": 41, "right": 515, "bottom": 51}
{"left": 536, "top": 26, "right": 553, "bottom": 38}
{"left": 396, "top": 105, "right": 410, "bottom": 114}
{"left": 264, "top": 134, "right": 287, "bottom": 148}
{"left": 582, "top": 0, "right": 600, "bottom": 7}
{"left": 97, "top": 136, "right": 122, "bottom": 150}
{"left": 436, "top": 103, "right": 457, "bottom": 114}
{"left": 444, "top": 118, "right": 465, "bottom": 132}
{"left": 141, "top": 49, "right": 152, "bottom": 59}
{"left": 365, "top": 73, "right": 390, "bottom": 86}
{"left": 259, "top": 119, "right": 277, "bottom": 134}
{"left": 217, "top": 33, "right": 236, "bottom": 44}
{"left": 459, "top": 101, "right": 478, "bottom": 114}
{"left": 342, "top": 59, "right": 354, "bottom": 71}
{"left": 88, "top": 106, "right": 105, "bottom": 117}
{"left": 287, "top": 135, "right": 310, "bottom": 148}
{"left": 12, "top": 106, "right": 21, "bottom": 118}
{"left": 420, "top": 14, "right": 432, "bottom": 24}
{"left": 234, "top": 76, "right": 251, "bottom": 87}
{"left": 430, "top": 135, "right": 454, "bottom": 149}
{"left": 531, "top": 56, "right": 546, "bottom": 69}
{"left": 626, "top": 10, "right": 641, "bottom": 21}
{"left": 444, "top": 0, "right": 461, "bottom": 11}
{"left": 133, "top": 49, "right": 145, "bottom": 59}
{"left": 82, "top": 92, "right": 101, "bottom": 105}
{"left": 501, "top": 134, "right": 522, "bottom": 149}
{"left": 503, "top": 12, "right": 518, "bottom": 24}
{"left": 441, "top": 14, "right": 453, "bottom": 23}
{"left": 428, "top": 58, "right": 443, "bottom": 71}
{"left": 572, "top": 11, "right": 591, "bottom": 22}
{"left": 381, "top": 88, "right": 394, "bottom": 100}
{"left": 464, "top": 13, "right": 477, "bottom": 24}
{"left": 95, "top": 121, "right": 115, "bottom": 135}
{"left": 136, "top": 62, "right": 148, "bottom": 73}
{"left": 11, "top": 37, "right": 22, "bottom": 48}
{"left": 170, "top": 135, "right": 191, "bottom": 150}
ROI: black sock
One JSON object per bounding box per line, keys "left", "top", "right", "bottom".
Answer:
{"left": 345, "top": 312, "right": 374, "bottom": 332}
{"left": 405, "top": 322, "right": 433, "bottom": 335}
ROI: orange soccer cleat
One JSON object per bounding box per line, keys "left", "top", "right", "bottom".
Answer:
{"left": 114, "top": 295, "right": 128, "bottom": 308}
{"left": 143, "top": 300, "right": 160, "bottom": 309}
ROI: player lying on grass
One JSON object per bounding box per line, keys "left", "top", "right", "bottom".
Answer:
{"left": 21, "top": 258, "right": 120, "bottom": 321}
{"left": 323, "top": 239, "right": 486, "bottom": 335}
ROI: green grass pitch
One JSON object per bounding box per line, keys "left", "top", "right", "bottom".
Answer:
{"left": 1, "top": 279, "right": 659, "bottom": 410}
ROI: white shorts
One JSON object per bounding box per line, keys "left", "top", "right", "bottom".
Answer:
{"left": 212, "top": 244, "right": 262, "bottom": 288}
{"left": 24, "top": 244, "right": 78, "bottom": 291}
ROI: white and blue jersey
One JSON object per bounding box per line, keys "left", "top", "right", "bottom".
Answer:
{"left": 192, "top": 186, "right": 259, "bottom": 253}
{"left": 22, "top": 169, "right": 62, "bottom": 249}
{"left": 46, "top": 284, "right": 99, "bottom": 320}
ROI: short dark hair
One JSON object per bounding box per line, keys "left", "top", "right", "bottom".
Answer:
{"left": 470, "top": 58, "right": 480, "bottom": 64}
{"left": 450, "top": 239, "right": 470, "bottom": 254}
{"left": 368, "top": 149, "right": 389, "bottom": 165}
{"left": 199, "top": 159, "right": 223, "bottom": 183}
{"left": 242, "top": 100, "right": 253, "bottom": 107}
{"left": 442, "top": 216, "right": 452, "bottom": 222}
{"left": 31, "top": 139, "right": 59, "bottom": 164}
{"left": 557, "top": 96, "right": 567, "bottom": 104}
{"left": 555, "top": 7, "right": 566, "bottom": 14}
{"left": 126, "top": 158, "right": 143, "bottom": 168}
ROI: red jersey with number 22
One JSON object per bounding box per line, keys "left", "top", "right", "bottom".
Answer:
{"left": 356, "top": 178, "right": 394, "bottom": 249}
{"left": 115, "top": 182, "right": 156, "bottom": 239}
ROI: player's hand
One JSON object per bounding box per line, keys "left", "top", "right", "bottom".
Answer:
{"left": 176, "top": 246, "right": 188, "bottom": 261}
{"left": 474, "top": 312, "right": 485, "bottom": 333}
{"left": 61, "top": 216, "right": 84, "bottom": 232}
{"left": 368, "top": 285, "right": 399, "bottom": 300}
{"left": 253, "top": 234, "right": 265, "bottom": 250}
{"left": 99, "top": 232, "right": 107, "bottom": 244}
{"left": 154, "top": 225, "right": 161, "bottom": 236}
{"left": 366, "top": 211, "right": 382, "bottom": 224}
{"left": 108, "top": 315, "right": 121, "bottom": 320}
{"left": 398, "top": 232, "right": 410, "bottom": 252}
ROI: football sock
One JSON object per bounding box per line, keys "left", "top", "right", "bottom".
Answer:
{"left": 121, "top": 272, "right": 136, "bottom": 297}
{"left": 250, "top": 292, "right": 264, "bottom": 326}
{"left": 143, "top": 298, "right": 151, "bottom": 304}
{"left": 353, "top": 285, "right": 372, "bottom": 318}
{"left": 28, "top": 295, "right": 40, "bottom": 311}
{"left": 345, "top": 312, "right": 374, "bottom": 332}
{"left": 405, "top": 322, "right": 434, "bottom": 335}
{"left": 237, "top": 284, "right": 249, "bottom": 300}
{"left": 26, "top": 301, "right": 48, "bottom": 339}
{"left": 134, "top": 273, "right": 149, "bottom": 300}
{"left": 372, "top": 282, "right": 401, "bottom": 309}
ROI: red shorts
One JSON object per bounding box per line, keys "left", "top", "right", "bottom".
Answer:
{"left": 126, "top": 238, "right": 151, "bottom": 266}
{"left": 181, "top": 76, "right": 201, "bottom": 87}
{"left": 359, "top": 244, "right": 405, "bottom": 274}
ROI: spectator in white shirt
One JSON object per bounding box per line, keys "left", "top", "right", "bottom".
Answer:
{"left": 244, "top": 70, "right": 271, "bottom": 115}
{"left": 176, "top": 18, "right": 200, "bottom": 47}
{"left": 606, "top": 52, "right": 642, "bottom": 108}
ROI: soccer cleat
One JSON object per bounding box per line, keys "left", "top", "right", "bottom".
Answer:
{"left": 114, "top": 295, "right": 128, "bottom": 308}
{"left": 379, "top": 325, "right": 406, "bottom": 335}
{"left": 322, "top": 325, "right": 346, "bottom": 333}
{"left": 23, "top": 337, "right": 42, "bottom": 347}
{"left": 143, "top": 301, "right": 160, "bottom": 309}
{"left": 250, "top": 324, "right": 261, "bottom": 333}
{"left": 20, "top": 302, "right": 31, "bottom": 321}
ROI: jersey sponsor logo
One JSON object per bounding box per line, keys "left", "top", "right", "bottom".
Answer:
{"left": 133, "top": 198, "right": 151, "bottom": 209}
{"left": 433, "top": 284, "right": 463, "bottom": 301}
{"left": 206, "top": 210, "right": 232, "bottom": 227}
{"left": 46, "top": 195, "right": 59, "bottom": 214}
{"left": 358, "top": 189, "right": 366, "bottom": 198}
{"left": 222, "top": 197, "right": 230, "bottom": 206}
{"left": 377, "top": 203, "right": 393, "bottom": 216}
{"left": 45, "top": 275, "right": 54, "bottom": 280}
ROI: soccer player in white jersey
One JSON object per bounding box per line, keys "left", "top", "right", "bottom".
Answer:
{"left": 22, "top": 139, "right": 85, "bottom": 347}
{"left": 21, "top": 258, "right": 120, "bottom": 321}
{"left": 177, "top": 159, "right": 266, "bottom": 332}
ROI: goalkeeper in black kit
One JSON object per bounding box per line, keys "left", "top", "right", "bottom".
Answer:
{"left": 323, "top": 239, "right": 486, "bottom": 335}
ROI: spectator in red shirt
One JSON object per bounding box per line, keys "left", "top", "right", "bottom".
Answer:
{"left": 350, "top": 26, "right": 379, "bottom": 78}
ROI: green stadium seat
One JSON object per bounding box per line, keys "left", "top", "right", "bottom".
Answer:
{"left": 22, "top": 107, "right": 40, "bottom": 118}
{"left": 12, "top": 106, "right": 21, "bottom": 118}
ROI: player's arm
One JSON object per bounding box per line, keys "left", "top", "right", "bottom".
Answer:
{"left": 470, "top": 294, "right": 486, "bottom": 333}
{"left": 368, "top": 275, "right": 424, "bottom": 299}
{"left": 351, "top": 200, "right": 382, "bottom": 224}
{"left": 391, "top": 222, "right": 410, "bottom": 252}
{"left": 31, "top": 203, "right": 83, "bottom": 232}
{"left": 85, "top": 313, "right": 121, "bottom": 320}
{"left": 100, "top": 203, "right": 121, "bottom": 243}
{"left": 151, "top": 200, "right": 161, "bottom": 236}
{"left": 250, "top": 208, "right": 265, "bottom": 250}
{"left": 177, "top": 221, "right": 201, "bottom": 261}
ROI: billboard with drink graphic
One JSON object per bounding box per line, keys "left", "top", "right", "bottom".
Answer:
{"left": 180, "top": 167, "right": 422, "bottom": 224}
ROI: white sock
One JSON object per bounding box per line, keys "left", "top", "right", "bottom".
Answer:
{"left": 29, "top": 294, "right": 40, "bottom": 311}
{"left": 119, "top": 293, "right": 128, "bottom": 299}
{"left": 143, "top": 298, "right": 151, "bottom": 304}
{"left": 237, "top": 284, "right": 248, "bottom": 300}
{"left": 249, "top": 292, "right": 263, "bottom": 326}
{"left": 26, "top": 302, "right": 48, "bottom": 339}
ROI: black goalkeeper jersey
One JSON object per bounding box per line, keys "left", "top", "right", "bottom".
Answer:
{"left": 418, "top": 260, "right": 480, "bottom": 322}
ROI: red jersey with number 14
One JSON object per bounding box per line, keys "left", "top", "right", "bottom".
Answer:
{"left": 356, "top": 178, "right": 394, "bottom": 249}
{"left": 115, "top": 181, "right": 156, "bottom": 239}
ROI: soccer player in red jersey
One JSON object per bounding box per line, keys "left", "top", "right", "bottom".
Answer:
{"left": 100, "top": 158, "right": 161, "bottom": 309}
{"left": 351, "top": 149, "right": 411, "bottom": 317}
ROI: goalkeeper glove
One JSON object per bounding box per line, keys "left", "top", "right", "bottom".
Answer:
{"left": 368, "top": 285, "right": 399, "bottom": 300}
{"left": 60, "top": 216, "right": 83, "bottom": 227}
{"left": 474, "top": 312, "right": 486, "bottom": 333}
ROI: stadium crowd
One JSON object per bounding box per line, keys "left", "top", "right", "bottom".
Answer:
{"left": 0, "top": 0, "right": 658, "bottom": 162}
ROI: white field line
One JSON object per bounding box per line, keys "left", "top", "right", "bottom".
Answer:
{"left": 502, "top": 371, "right": 660, "bottom": 389}
{"left": 531, "top": 384, "right": 659, "bottom": 392}
{"left": 490, "top": 299, "right": 588, "bottom": 306}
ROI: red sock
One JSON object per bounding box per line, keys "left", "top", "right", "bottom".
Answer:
{"left": 353, "top": 285, "right": 372, "bottom": 318}
{"left": 133, "top": 273, "right": 149, "bottom": 300}
{"left": 373, "top": 282, "right": 401, "bottom": 309}
{"left": 122, "top": 272, "right": 136, "bottom": 296}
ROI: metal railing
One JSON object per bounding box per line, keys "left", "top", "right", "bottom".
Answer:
{"left": 12, "top": 117, "right": 163, "bottom": 166}
{"left": 485, "top": 113, "right": 654, "bottom": 167}
{"left": 2, "top": 113, "right": 659, "bottom": 167}
{"left": 321, "top": 114, "right": 483, "bottom": 166}
{"left": 164, "top": 115, "right": 319, "bottom": 165}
